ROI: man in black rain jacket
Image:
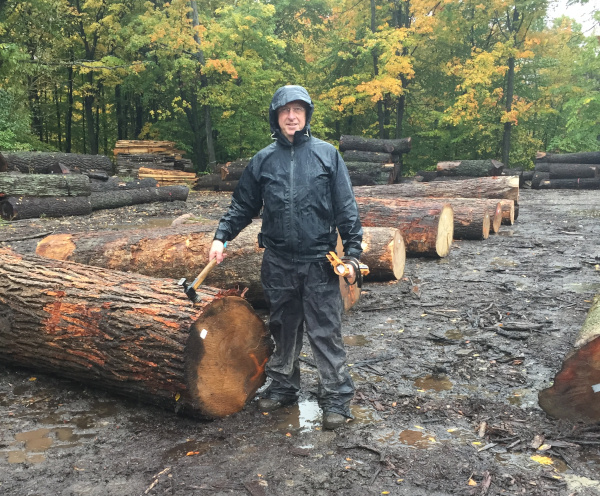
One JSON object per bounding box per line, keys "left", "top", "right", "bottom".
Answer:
{"left": 209, "top": 85, "right": 362, "bottom": 430}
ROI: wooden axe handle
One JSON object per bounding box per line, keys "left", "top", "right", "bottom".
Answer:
{"left": 191, "top": 258, "right": 219, "bottom": 290}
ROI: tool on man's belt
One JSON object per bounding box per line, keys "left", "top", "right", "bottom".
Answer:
{"left": 326, "top": 251, "right": 369, "bottom": 288}
{"left": 178, "top": 242, "right": 227, "bottom": 303}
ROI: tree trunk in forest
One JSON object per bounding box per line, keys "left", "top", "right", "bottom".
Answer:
{"left": 538, "top": 178, "right": 600, "bottom": 190}
{"left": 0, "top": 248, "right": 271, "bottom": 418}
{"left": 437, "top": 159, "right": 504, "bottom": 177}
{"left": 66, "top": 62, "right": 74, "bottom": 153}
{"left": 84, "top": 72, "right": 98, "bottom": 155}
{"left": 54, "top": 85, "right": 62, "bottom": 151}
{"left": 0, "top": 174, "right": 91, "bottom": 197}
{"left": 353, "top": 175, "right": 520, "bottom": 202}
{"left": 355, "top": 197, "right": 454, "bottom": 257}
{"left": 2, "top": 152, "right": 113, "bottom": 174}
{"left": 343, "top": 150, "right": 395, "bottom": 163}
{"left": 538, "top": 295, "right": 600, "bottom": 422}
{"left": 339, "top": 136, "right": 412, "bottom": 154}
{"left": 548, "top": 164, "right": 598, "bottom": 179}
{"left": 1, "top": 196, "right": 93, "bottom": 220}
{"left": 536, "top": 151, "right": 600, "bottom": 164}
{"left": 501, "top": 55, "right": 515, "bottom": 167}
{"left": 90, "top": 185, "right": 189, "bottom": 211}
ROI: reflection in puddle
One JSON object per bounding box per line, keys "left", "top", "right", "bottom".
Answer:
{"left": 15, "top": 428, "right": 53, "bottom": 451}
{"left": 343, "top": 335, "right": 370, "bottom": 346}
{"left": 564, "top": 282, "right": 600, "bottom": 294}
{"left": 414, "top": 374, "right": 453, "bottom": 392}
{"left": 378, "top": 429, "right": 435, "bottom": 449}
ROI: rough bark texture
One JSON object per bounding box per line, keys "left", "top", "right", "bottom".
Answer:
{"left": 90, "top": 185, "right": 189, "bottom": 211}
{"left": 0, "top": 173, "right": 91, "bottom": 197}
{"left": 547, "top": 164, "right": 598, "bottom": 179}
{"left": 536, "top": 151, "right": 600, "bottom": 164}
{"left": 1, "top": 196, "right": 93, "bottom": 220}
{"left": 354, "top": 176, "right": 519, "bottom": 203}
{"left": 220, "top": 164, "right": 246, "bottom": 181}
{"left": 339, "top": 135, "right": 411, "bottom": 154}
{"left": 442, "top": 198, "right": 500, "bottom": 239}
{"left": 355, "top": 197, "right": 454, "bottom": 257}
{"left": 538, "top": 296, "right": 600, "bottom": 421}
{"left": 194, "top": 174, "right": 238, "bottom": 191}
{"left": 2, "top": 152, "right": 113, "bottom": 174}
{"left": 348, "top": 171, "right": 390, "bottom": 186}
{"left": 342, "top": 150, "right": 395, "bottom": 163}
{"left": 437, "top": 159, "right": 504, "bottom": 177}
{"left": 137, "top": 167, "right": 197, "bottom": 187}
{"left": 89, "top": 177, "right": 158, "bottom": 192}
{"left": 531, "top": 172, "right": 550, "bottom": 189}
{"left": 0, "top": 248, "right": 270, "bottom": 418}
{"left": 538, "top": 178, "right": 600, "bottom": 190}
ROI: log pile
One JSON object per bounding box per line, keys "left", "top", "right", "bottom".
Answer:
{"left": 0, "top": 151, "right": 114, "bottom": 175}
{"left": 339, "top": 135, "right": 412, "bottom": 185}
{"left": 533, "top": 151, "right": 600, "bottom": 190}
{"left": 113, "top": 140, "right": 194, "bottom": 176}
{"left": 193, "top": 159, "right": 250, "bottom": 192}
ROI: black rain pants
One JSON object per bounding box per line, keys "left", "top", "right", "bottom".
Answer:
{"left": 260, "top": 249, "right": 355, "bottom": 418}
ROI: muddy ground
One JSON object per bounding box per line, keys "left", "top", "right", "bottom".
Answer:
{"left": 1, "top": 187, "right": 599, "bottom": 496}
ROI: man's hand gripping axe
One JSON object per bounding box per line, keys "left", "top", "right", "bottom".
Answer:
{"left": 326, "top": 251, "right": 369, "bottom": 288}
{"left": 178, "top": 242, "right": 227, "bottom": 303}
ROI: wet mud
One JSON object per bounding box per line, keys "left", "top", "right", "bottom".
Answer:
{"left": 1, "top": 188, "right": 600, "bottom": 495}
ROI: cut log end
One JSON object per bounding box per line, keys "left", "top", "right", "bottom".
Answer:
{"left": 36, "top": 234, "right": 76, "bottom": 260}
{"left": 490, "top": 202, "right": 503, "bottom": 234}
{"left": 436, "top": 205, "right": 454, "bottom": 258}
{"left": 185, "top": 296, "right": 272, "bottom": 418}
{"left": 392, "top": 229, "right": 406, "bottom": 279}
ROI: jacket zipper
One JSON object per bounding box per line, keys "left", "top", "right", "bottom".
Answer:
{"left": 289, "top": 146, "right": 296, "bottom": 261}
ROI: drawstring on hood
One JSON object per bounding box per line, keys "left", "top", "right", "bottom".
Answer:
{"left": 269, "top": 85, "right": 314, "bottom": 145}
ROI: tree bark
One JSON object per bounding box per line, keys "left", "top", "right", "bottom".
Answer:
{"left": 0, "top": 174, "right": 91, "bottom": 197}
{"left": 538, "top": 178, "right": 600, "bottom": 190}
{"left": 342, "top": 150, "right": 395, "bottom": 163}
{"left": 437, "top": 159, "right": 504, "bottom": 177}
{"left": 443, "top": 198, "right": 502, "bottom": 239}
{"left": 354, "top": 175, "right": 520, "bottom": 202}
{"left": 1, "top": 196, "right": 93, "bottom": 220}
{"left": 548, "top": 164, "right": 598, "bottom": 179}
{"left": 3, "top": 152, "right": 113, "bottom": 174}
{"left": 194, "top": 174, "right": 238, "bottom": 191}
{"left": 137, "top": 167, "right": 197, "bottom": 187}
{"left": 339, "top": 135, "right": 412, "bottom": 154}
{"left": 531, "top": 171, "right": 549, "bottom": 189}
{"left": 538, "top": 295, "right": 600, "bottom": 422}
{"left": 90, "top": 186, "right": 189, "bottom": 211}
{"left": 219, "top": 160, "right": 250, "bottom": 181}
{"left": 89, "top": 177, "right": 158, "bottom": 192}
{"left": 536, "top": 151, "right": 600, "bottom": 164}
{"left": 0, "top": 248, "right": 270, "bottom": 419}
{"left": 355, "top": 197, "right": 454, "bottom": 257}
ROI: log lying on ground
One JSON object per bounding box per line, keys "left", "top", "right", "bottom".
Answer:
{"left": 343, "top": 150, "right": 395, "bottom": 163}
{"left": 437, "top": 159, "right": 504, "bottom": 177}
{"left": 536, "top": 151, "right": 600, "bottom": 164}
{"left": 138, "top": 167, "right": 197, "bottom": 186}
{"left": 0, "top": 248, "right": 271, "bottom": 418}
{"left": 548, "top": 164, "right": 598, "bottom": 179}
{"left": 538, "top": 178, "right": 600, "bottom": 190}
{"left": 443, "top": 198, "right": 496, "bottom": 239}
{"left": 219, "top": 159, "right": 250, "bottom": 181}
{"left": 339, "top": 135, "right": 411, "bottom": 154}
{"left": 36, "top": 222, "right": 405, "bottom": 307}
{"left": 538, "top": 295, "right": 600, "bottom": 422}
{"left": 89, "top": 177, "right": 158, "bottom": 192}
{"left": 90, "top": 185, "right": 189, "bottom": 211}
{"left": 1, "top": 196, "right": 92, "bottom": 220}
{"left": 2, "top": 152, "right": 113, "bottom": 174}
{"left": 531, "top": 171, "right": 549, "bottom": 189}
{"left": 355, "top": 197, "right": 453, "bottom": 257}
{"left": 0, "top": 153, "right": 7, "bottom": 172}
{"left": 499, "top": 199, "right": 516, "bottom": 225}
{"left": 194, "top": 173, "right": 238, "bottom": 191}
{"left": 359, "top": 227, "right": 406, "bottom": 281}
{"left": 354, "top": 175, "right": 520, "bottom": 203}
{"left": 0, "top": 173, "right": 91, "bottom": 197}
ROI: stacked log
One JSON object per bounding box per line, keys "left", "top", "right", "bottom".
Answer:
{"left": 219, "top": 159, "right": 251, "bottom": 181}
{"left": 137, "top": 167, "right": 197, "bottom": 187}
{"left": 0, "top": 151, "right": 113, "bottom": 175}
{"left": 36, "top": 222, "right": 406, "bottom": 309}
{"left": 113, "top": 140, "right": 194, "bottom": 176}
{"left": 437, "top": 159, "right": 504, "bottom": 177}
{"left": 194, "top": 173, "right": 239, "bottom": 192}
{"left": 339, "top": 135, "right": 412, "bottom": 185}
{"left": 0, "top": 248, "right": 271, "bottom": 419}
{"left": 533, "top": 151, "right": 600, "bottom": 189}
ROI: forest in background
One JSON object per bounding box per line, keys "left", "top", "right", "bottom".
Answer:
{"left": 0, "top": 0, "right": 598, "bottom": 173}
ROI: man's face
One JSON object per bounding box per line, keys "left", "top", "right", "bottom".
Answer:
{"left": 277, "top": 100, "right": 307, "bottom": 142}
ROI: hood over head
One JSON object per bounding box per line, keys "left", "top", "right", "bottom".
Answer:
{"left": 269, "top": 85, "right": 314, "bottom": 142}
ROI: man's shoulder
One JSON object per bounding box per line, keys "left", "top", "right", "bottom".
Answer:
{"left": 309, "top": 137, "right": 337, "bottom": 151}
{"left": 249, "top": 142, "right": 278, "bottom": 165}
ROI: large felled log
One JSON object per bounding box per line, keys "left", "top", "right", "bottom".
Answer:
{"left": 498, "top": 199, "right": 516, "bottom": 225}
{"left": 538, "top": 295, "right": 600, "bottom": 422}
{"left": 0, "top": 173, "right": 91, "bottom": 197}
{"left": 536, "top": 151, "right": 600, "bottom": 164}
{"left": 531, "top": 171, "right": 549, "bottom": 189}
{"left": 355, "top": 197, "right": 453, "bottom": 257}
{"left": 1, "top": 196, "right": 92, "bottom": 220}
{"left": 138, "top": 167, "right": 197, "bottom": 186}
{"left": 0, "top": 248, "right": 271, "bottom": 418}
{"left": 194, "top": 173, "right": 238, "bottom": 191}
{"left": 354, "top": 175, "right": 520, "bottom": 203}
{"left": 443, "top": 198, "right": 501, "bottom": 239}
{"left": 538, "top": 178, "right": 600, "bottom": 190}
{"left": 89, "top": 177, "right": 159, "bottom": 192}
{"left": 339, "top": 135, "right": 411, "bottom": 154}
{"left": 437, "top": 159, "right": 504, "bottom": 177}
{"left": 219, "top": 159, "right": 250, "bottom": 181}
{"left": 2, "top": 152, "right": 113, "bottom": 174}
{"left": 343, "top": 150, "right": 395, "bottom": 163}
{"left": 359, "top": 227, "right": 406, "bottom": 281}
{"left": 90, "top": 185, "right": 189, "bottom": 211}
{"left": 547, "top": 163, "right": 598, "bottom": 179}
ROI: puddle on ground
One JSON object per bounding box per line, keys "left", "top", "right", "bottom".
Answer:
{"left": 490, "top": 257, "right": 519, "bottom": 267}
{"left": 270, "top": 400, "right": 380, "bottom": 433}
{"left": 343, "top": 335, "right": 370, "bottom": 346}
{"left": 564, "top": 282, "right": 600, "bottom": 294}
{"left": 445, "top": 329, "right": 463, "bottom": 340}
{"left": 378, "top": 428, "right": 436, "bottom": 449}
{"left": 163, "top": 439, "right": 213, "bottom": 462}
{"left": 414, "top": 374, "right": 453, "bottom": 392}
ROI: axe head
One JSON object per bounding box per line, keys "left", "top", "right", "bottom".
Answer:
{"left": 178, "top": 278, "right": 201, "bottom": 303}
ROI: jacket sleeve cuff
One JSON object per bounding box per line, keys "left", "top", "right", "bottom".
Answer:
{"left": 345, "top": 248, "right": 362, "bottom": 260}
{"left": 213, "top": 231, "right": 229, "bottom": 243}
